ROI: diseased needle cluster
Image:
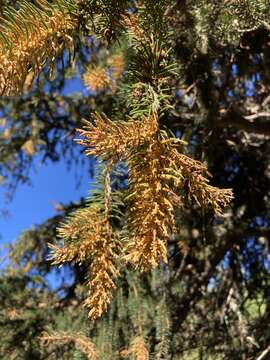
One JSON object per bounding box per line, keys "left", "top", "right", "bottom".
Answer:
{"left": 50, "top": 112, "right": 233, "bottom": 319}
{"left": 0, "top": 0, "right": 76, "bottom": 96}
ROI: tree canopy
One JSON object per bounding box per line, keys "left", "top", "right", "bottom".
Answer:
{"left": 1, "top": 1, "right": 270, "bottom": 359}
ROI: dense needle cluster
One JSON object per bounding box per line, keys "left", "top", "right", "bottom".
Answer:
{"left": 75, "top": 112, "right": 233, "bottom": 273}
{"left": 121, "top": 336, "right": 149, "bottom": 360}
{"left": 0, "top": 0, "right": 76, "bottom": 95}
{"left": 83, "top": 53, "right": 125, "bottom": 93}
{"left": 51, "top": 110, "right": 232, "bottom": 317}
{"left": 83, "top": 67, "right": 112, "bottom": 93}
{"left": 50, "top": 200, "right": 120, "bottom": 319}
{"left": 41, "top": 332, "right": 98, "bottom": 359}
{"left": 77, "top": 113, "right": 158, "bottom": 161}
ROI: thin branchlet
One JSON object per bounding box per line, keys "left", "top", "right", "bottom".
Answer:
{"left": 77, "top": 112, "right": 159, "bottom": 161}
{"left": 121, "top": 336, "right": 149, "bottom": 360}
{"left": 50, "top": 177, "right": 120, "bottom": 320}
{"left": 40, "top": 332, "right": 98, "bottom": 359}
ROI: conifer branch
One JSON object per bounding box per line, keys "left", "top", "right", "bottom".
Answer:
{"left": 83, "top": 53, "right": 125, "bottom": 93}
{"left": 124, "top": 135, "right": 177, "bottom": 270}
{"left": 83, "top": 67, "right": 113, "bottom": 93}
{"left": 49, "top": 168, "right": 121, "bottom": 320}
{"left": 170, "top": 150, "right": 234, "bottom": 215}
{"left": 0, "top": 0, "right": 77, "bottom": 95}
{"left": 77, "top": 112, "right": 159, "bottom": 161}
{"left": 83, "top": 165, "right": 120, "bottom": 320}
{"left": 78, "top": 112, "right": 233, "bottom": 271}
{"left": 40, "top": 331, "right": 98, "bottom": 359}
{"left": 120, "top": 336, "right": 149, "bottom": 360}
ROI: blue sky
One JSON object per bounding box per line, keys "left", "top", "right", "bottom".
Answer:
{"left": 0, "top": 158, "right": 91, "bottom": 246}
{"left": 0, "top": 75, "right": 92, "bottom": 250}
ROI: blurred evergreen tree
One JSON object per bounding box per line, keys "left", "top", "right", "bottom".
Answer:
{"left": 1, "top": 1, "right": 270, "bottom": 359}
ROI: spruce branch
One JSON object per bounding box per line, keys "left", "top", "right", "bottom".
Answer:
{"left": 83, "top": 52, "right": 125, "bottom": 93}
{"left": 78, "top": 112, "right": 233, "bottom": 271}
{"left": 40, "top": 331, "right": 98, "bottom": 359}
{"left": 120, "top": 336, "right": 149, "bottom": 360}
{"left": 0, "top": 0, "right": 77, "bottom": 95}
{"left": 50, "top": 167, "right": 121, "bottom": 320}
{"left": 124, "top": 134, "right": 177, "bottom": 270}
{"left": 83, "top": 66, "right": 113, "bottom": 93}
{"left": 122, "top": 12, "right": 178, "bottom": 117}
{"left": 77, "top": 112, "right": 159, "bottom": 161}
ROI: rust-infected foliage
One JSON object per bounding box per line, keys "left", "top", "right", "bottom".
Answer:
{"left": 78, "top": 113, "right": 232, "bottom": 270}
{"left": 50, "top": 182, "right": 120, "bottom": 319}
{"left": 77, "top": 113, "right": 158, "bottom": 161}
{"left": 83, "top": 67, "right": 112, "bottom": 93}
{"left": 83, "top": 53, "right": 125, "bottom": 93}
{"left": 0, "top": 0, "right": 76, "bottom": 96}
{"left": 41, "top": 332, "right": 98, "bottom": 359}
{"left": 51, "top": 112, "right": 232, "bottom": 319}
{"left": 121, "top": 336, "right": 149, "bottom": 360}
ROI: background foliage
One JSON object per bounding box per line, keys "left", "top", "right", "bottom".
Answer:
{"left": 1, "top": 0, "right": 270, "bottom": 359}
